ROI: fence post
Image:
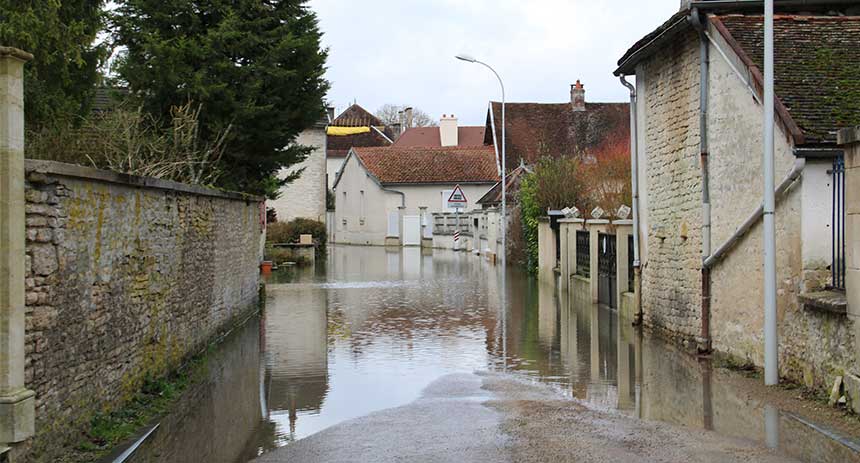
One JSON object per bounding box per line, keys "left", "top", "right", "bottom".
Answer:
{"left": 0, "top": 46, "right": 35, "bottom": 446}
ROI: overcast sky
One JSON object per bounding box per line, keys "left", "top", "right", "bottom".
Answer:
{"left": 308, "top": 0, "right": 680, "bottom": 126}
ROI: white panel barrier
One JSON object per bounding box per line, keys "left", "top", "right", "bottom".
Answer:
{"left": 387, "top": 211, "right": 399, "bottom": 237}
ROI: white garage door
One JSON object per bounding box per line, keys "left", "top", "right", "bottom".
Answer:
{"left": 402, "top": 215, "right": 421, "bottom": 246}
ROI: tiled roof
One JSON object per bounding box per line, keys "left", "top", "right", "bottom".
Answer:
{"left": 330, "top": 103, "right": 382, "bottom": 127}
{"left": 714, "top": 14, "right": 860, "bottom": 145}
{"left": 485, "top": 102, "right": 630, "bottom": 168}
{"left": 327, "top": 129, "right": 391, "bottom": 158}
{"left": 477, "top": 163, "right": 533, "bottom": 206}
{"left": 392, "top": 126, "right": 487, "bottom": 148}
{"left": 352, "top": 146, "right": 499, "bottom": 185}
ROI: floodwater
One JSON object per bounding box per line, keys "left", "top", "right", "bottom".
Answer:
{"left": 122, "top": 245, "right": 860, "bottom": 463}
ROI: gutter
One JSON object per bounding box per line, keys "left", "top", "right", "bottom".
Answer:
{"left": 691, "top": 8, "right": 713, "bottom": 353}
{"left": 488, "top": 101, "right": 502, "bottom": 176}
{"left": 690, "top": 0, "right": 860, "bottom": 9}
{"left": 703, "top": 158, "right": 805, "bottom": 269}
{"left": 619, "top": 75, "right": 643, "bottom": 324}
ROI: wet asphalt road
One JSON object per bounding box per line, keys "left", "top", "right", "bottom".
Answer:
{"left": 251, "top": 372, "right": 797, "bottom": 463}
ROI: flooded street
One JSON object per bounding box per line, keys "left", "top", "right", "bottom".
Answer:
{"left": 126, "top": 245, "right": 859, "bottom": 462}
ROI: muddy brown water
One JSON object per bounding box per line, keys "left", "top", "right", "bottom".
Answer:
{"left": 121, "top": 245, "right": 859, "bottom": 463}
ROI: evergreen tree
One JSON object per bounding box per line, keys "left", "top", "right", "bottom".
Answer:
{"left": 112, "top": 0, "right": 330, "bottom": 196}
{"left": 0, "top": 1, "right": 107, "bottom": 129}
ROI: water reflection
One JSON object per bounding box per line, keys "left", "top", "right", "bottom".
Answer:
{"left": 125, "top": 246, "right": 859, "bottom": 462}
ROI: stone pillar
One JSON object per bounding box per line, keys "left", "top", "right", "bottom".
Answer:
{"left": 486, "top": 208, "right": 498, "bottom": 262}
{"left": 615, "top": 220, "right": 634, "bottom": 319}
{"left": 838, "top": 127, "right": 860, "bottom": 376}
{"left": 0, "top": 46, "right": 35, "bottom": 445}
{"left": 558, "top": 221, "right": 570, "bottom": 292}
{"left": 537, "top": 217, "right": 554, "bottom": 282}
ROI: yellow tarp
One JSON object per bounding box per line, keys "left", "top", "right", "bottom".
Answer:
{"left": 326, "top": 126, "right": 371, "bottom": 136}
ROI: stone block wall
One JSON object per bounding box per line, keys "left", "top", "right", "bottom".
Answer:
{"left": 270, "top": 125, "right": 327, "bottom": 223}
{"left": 16, "top": 160, "right": 263, "bottom": 462}
{"left": 639, "top": 29, "right": 703, "bottom": 339}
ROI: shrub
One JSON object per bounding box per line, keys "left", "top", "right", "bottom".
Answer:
{"left": 266, "top": 218, "right": 327, "bottom": 253}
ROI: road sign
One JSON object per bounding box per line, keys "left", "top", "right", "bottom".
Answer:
{"left": 453, "top": 230, "right": 460, "bottom": 242}
{"left": 447, "top": 185, "right": 467, "bottom": 210}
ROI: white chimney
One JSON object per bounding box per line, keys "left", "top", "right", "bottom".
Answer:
{"left": 440, "top": 114, "right": 458, "bottom": 147}
{"left": 404, "top": 107, "right": 414, "bottom": 129}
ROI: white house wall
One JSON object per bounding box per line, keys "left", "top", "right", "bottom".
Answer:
{"left": 271, "top": 127, "right": 327, "bottom": 222}
{"left": 801, "top": 159, "right": 834, "bottom": 290}
{"left": 333, "top": 154, "right": 401, "bottom": 245}
{"left": 393, "top": 184, "right": 494, "bottom": 214}
{"left": 327, "top": 156, "right": 346, "bottom": 190}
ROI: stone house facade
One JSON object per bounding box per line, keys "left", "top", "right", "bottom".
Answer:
{"left": 615, "top": 3, "right": 860, "bottom": 390}
{"left": 269, "top": 115, "right": 329, "bottom": 223}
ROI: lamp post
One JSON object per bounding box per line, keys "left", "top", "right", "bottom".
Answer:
{"left": 763, "top": 0, "right": 778, "bottom": 386}
{"left": 457, "top": 54, "right": 507, "bottom": 370}
{"left": 455, "top": 54, "right": 506, "bottom": 269}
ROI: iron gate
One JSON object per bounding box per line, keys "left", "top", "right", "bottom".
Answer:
{"left": 598, "top": 233, "right": 617, "bottom": 308}
{"left": 832, "top": 156, "right": 845, "bottom": 290}
{"left": 576, "top": 230, "right": 590, "bottom": 277}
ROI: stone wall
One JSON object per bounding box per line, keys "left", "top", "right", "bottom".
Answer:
{"left": 638, "top": 28, "right": 703, "bottom": 339}
{"left": 16, "top": 160, "right": 263, "bottom": 462}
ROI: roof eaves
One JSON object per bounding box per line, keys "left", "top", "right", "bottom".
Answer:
{"left": 615, "top": 12, "right": 691, "bottom": 76}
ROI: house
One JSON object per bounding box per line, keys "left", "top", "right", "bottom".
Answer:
{"left": 325, "top": 104, "right": 394, "bottom": 189}
{"left": 269, "top": 110, "right": 331, "bottom": 223}
{"left": 476, "top": 162, "right": 533, "bottom": 209}
{"left": 332, "top": 146, "right": 498, "bottom": 246}
{"left": 614, "top": 0, "right": 860, "bottom": 390}
{"left": 483, "top": 81, "right": 630, "bottom": 170}
{"left": 393, "top": 114, "right": 486, "bottom": 148}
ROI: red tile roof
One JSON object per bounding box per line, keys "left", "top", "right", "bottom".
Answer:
{"left": 392, "top": 126, "right": 487, "bottom": 148}
{"left": 327, "top": 104, "right": 393, "bottom": 158}
{"left": 331, "top": 103, "right": 383, "bottom": 127}
{"left": 485, "top": 102, "right": 630, "bottom": 168}
{"left": 352, "top": 146, "right": 499, "bottom": 185}
{"left": 714, "top": 14, "right": 860, "bottom": 145}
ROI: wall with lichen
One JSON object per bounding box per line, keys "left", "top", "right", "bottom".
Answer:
{"left": 16, "top": 160, "right": 263, "bottom": 462}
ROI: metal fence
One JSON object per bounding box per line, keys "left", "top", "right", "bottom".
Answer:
{"left": 576, "top": 230, "right": 590, "bottom": 277}
{"left": 628, "top": 235, "right": 635, "bottom": 293}
{"left": 832, "top": 156, "right": 846, "bottom": 290}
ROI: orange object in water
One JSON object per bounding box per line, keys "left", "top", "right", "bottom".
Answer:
{"left": 260, "top": 261, "right": 273, "bottom": 274}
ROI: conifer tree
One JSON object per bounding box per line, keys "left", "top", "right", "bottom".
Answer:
{"left": 112, "top": 0, "right": 330, "bottom": 196}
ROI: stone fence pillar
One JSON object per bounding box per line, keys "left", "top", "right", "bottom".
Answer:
{"left": 614, "top": 220, "right": 635, "bottom": 320}
{"left": 537, "top": 217, "right": 555, "bottom": 282}
{"left": 0, "top": 46, "right": 35, "bottom": 446}
{"left": 838, "top": 127, "right": 860, "bottom": 375}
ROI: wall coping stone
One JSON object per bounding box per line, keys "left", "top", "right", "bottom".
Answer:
{"left": 613, "top": 219, "right": 634, "bottom": 226}
{"left": 558, "top": 218, "right": 585, "bottom": 224}
{"left": 798, "top": 290, "right": 847, "bottom": 315}
{"left": 586, "top": 219, "right": 610, "bottom": 225}
{"left": 838, "top": 126, "right": 860, "bottom": 146}
{"left": 0, "top": 46, "right": 33, "bottom": 62}
{"left": 25, "top": 160, "right": 263, "bottom": 203}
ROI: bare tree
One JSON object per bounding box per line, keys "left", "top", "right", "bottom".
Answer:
{"left": 375, "top": 104, "right": 437, "bottom": 127}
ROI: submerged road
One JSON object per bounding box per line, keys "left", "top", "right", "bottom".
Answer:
{"left": 252, "top": 372, "right": 796, "bottom": 463}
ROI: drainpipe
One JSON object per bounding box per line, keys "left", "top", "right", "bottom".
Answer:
{"left": 690, "top": 8, "right": 712, "bottom": 353}
{"left": 619, "top": 75, "right": 642, "bottom": 325}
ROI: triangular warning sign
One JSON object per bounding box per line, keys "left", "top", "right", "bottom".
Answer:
{"left": 447, "top": 185, "right": 467, "bottom": 203}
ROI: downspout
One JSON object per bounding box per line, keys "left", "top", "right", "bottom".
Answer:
{"left": 690, "top": 8, "right": 712, "bottom": 353}
{"left": 619, "top": 75, "right": 642, "bottom": 325}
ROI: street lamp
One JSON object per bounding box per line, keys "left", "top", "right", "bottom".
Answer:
{"left": 455, "top": 54, "right": 506, "bottom": 271}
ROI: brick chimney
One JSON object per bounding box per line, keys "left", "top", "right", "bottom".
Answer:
{"left": 440, "top": 114, "right": 458, "bottom": 147}
{"left": 570, "top": 80, "right": 586, "bottom": 112}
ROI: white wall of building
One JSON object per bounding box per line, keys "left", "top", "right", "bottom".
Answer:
{"left": 270, "top": 127, "right": 327, "bottom": 222}
{"left": 332, "top": 152, "right": 495, "bottom": 245}
{"left": 327, "top": 156, "right": 346, "bottom": 190}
